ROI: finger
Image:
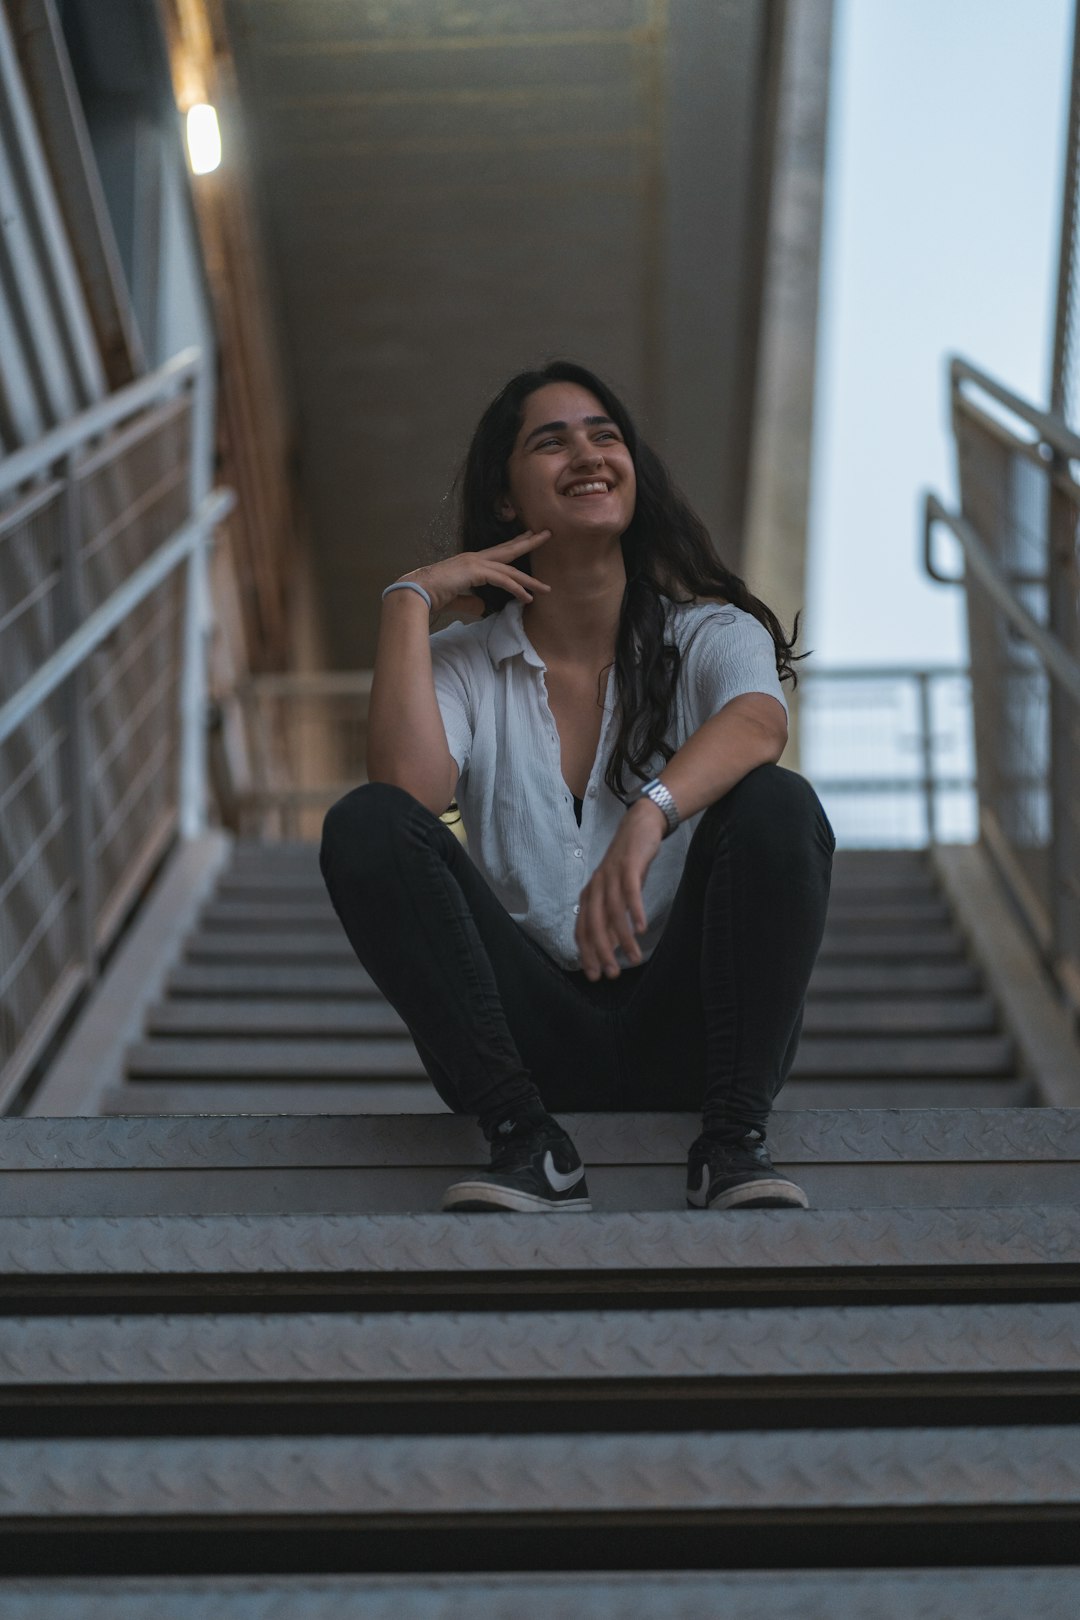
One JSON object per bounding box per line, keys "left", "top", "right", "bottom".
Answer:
{"left": 589, "top": 885, "right": 623, "bottom": 979}
{"left": 484, "top": 563, "right": 551, "bottom": 603}
{"left": 492, "top": 529, "right": 552, "bottom": 556}
{"left": 611, "top": 891, "right": 642, "bottom": 966}
{"left": 482, "top": 567, "right": 537, "bottom": 604}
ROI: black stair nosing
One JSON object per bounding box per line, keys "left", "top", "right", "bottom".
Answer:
{"left": 98, "top": 1079, "right": 1037, "bottom": 1117}
{"left": 1, "top": 1206, "right": 1077, "bottom": 1286}
{"left": 190, "top": 918, "right": 969, "bottom": 949}
{"left": 9, "top": 1164, "right": 1080, "bottom": 1221}
{"left": 197, "top": 901, "right": 959, "bottom": 934}
{"left": 3, "top": 1110, "right": 1077, "bottom": 1171}
{"left": 2, "top": 1301, "right": 1078, "bottom": 1390}
{"left": 0, "top": 1425, "right": 1077, "bottom": 1522}
{"left": 121, "top": 1034, "right": 1018, "bottom": 1080}
{"left": 143, "top": 996, "right": 1001, "bottom": 1039}
{"left": 164, "top": 962, "right": 986, "bottom": 999}
{"left": 181, "top": 932, "right": 972, "bottom": 963}
{"left": 0, "top": 1572, "right": 1077, "bottom": 1620}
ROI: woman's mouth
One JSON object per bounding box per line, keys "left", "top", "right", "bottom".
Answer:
{"left": 563, "top": 480, "right": 613, "bottom": 498}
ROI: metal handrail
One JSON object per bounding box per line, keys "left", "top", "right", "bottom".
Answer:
{"left": 922, "top": 493, "right": 1080, "bottom": 707}
{"left": 0, "top": 347, "right": 200, "bottom": 501}
{"left": 950, "top": 356, "right": 1080, "bottom": 462}
{"left": 925, "top": 352, "right": 1080, "bottom": 1015}
{"left": 0, "top": 488, "right": 233, "bottom": 747}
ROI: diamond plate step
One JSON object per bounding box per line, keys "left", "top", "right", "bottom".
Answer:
{"left": 2, "top": 1302, "right": 1077, "bottom": 1394}
{"left": 2, "top": 1207, "right": 1077, "bottom": 1309}
{"left": 0, "top": 1570, "right": 1077, "bottom": 1620}
{"left": 6, "top": 1109, "right": 1072, "bottom": 1216}
{"left": 0, "top": 1425, "right": 1076, "bottom": 1527}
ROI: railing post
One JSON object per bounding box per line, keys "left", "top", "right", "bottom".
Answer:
{"left": 56, "top": 451, "right": 98, "bottom": 980}
{"left": 1048, "top": 459, "right": 1080, "bottom": 994}
{"left": 916, "top": 671, "right": 937, "bottom": 846}
{"left": 178, "top": 361, "right": 214, "bottom": 839}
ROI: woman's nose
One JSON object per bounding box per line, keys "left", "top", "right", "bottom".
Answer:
{"left": 572, "top": 444, "right": 604, "bottom": 469}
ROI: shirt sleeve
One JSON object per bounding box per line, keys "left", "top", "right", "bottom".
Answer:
{"left": 428, "top": 627, "right": 474, "bottom": 776}
{"left": 684, "top": 606, "right": 790, "bottom": 722}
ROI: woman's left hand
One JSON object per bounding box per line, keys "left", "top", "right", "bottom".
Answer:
{"left": 576, "top": 800, "right": 666, "bottom": 980}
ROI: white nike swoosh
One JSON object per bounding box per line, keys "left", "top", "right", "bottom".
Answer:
{"left": 543, "top": 1150, "right": 586, "bottom": 1193}
{"left": 686, "top": 1164, "right": 710, "bottom": 1208}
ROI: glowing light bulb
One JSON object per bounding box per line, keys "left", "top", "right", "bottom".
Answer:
{"left": 186, "top": 104, "right": 221, "bottom": 175}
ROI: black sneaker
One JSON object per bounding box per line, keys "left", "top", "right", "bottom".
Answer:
{"left": 442, "top": 1105, "right": 591, "bottom": 1213}
{"left": 686, "top": 1131, "right": 809, "bottom": 1210}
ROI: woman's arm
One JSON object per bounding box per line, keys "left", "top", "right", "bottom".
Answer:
{"left": 366, "top": 590, "right": 459, "bottom": 815}
{"left": 631, "top": 693, "right": 788, "bottom": 831}
{"left": 366, "top": 528, "right": 554, "bottom": 814}
{"left": 575, "top": 694, "right": 788, "bottom": 980}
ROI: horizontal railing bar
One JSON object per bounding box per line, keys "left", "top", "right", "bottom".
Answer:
{"left": 0, "top": 350, "right": 200, "bottom": 500}
{"left": 923, "top": 494, "right": 1080, "bottom": 707}
{"left": 0, "top": 474, "right": 62, "bottom": 539}
{"left": 955, "top": 393, "right": 1080, "bottom": 502}
{"left": 951, "top": 355, "right": 1080, "bottom": 460}
{"left": 0, "top": 489, "right": 233, "bottom": 748}
{"left": 73, "top": 392, "right": 189, "bottom": 484}
{"left": 811, "top": 778, "right": 972, "bottom": 793}
{"left": 0, "top": 567, "right": 60, "bottom": 637}
{"left": 801, "top": 665, "right": 969, "bottom": 680}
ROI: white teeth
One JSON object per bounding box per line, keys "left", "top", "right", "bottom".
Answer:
{"left": 566, "top": 482, "right": 610, "bottom": 496}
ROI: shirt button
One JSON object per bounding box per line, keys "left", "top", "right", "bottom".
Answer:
{"left": 573, "top": 904, "right": 580, "bottom": 915}
{"left": 574, "top": 848, "right": 583, "bottom": 859}
{"left": 587, "top": 786, "right": 597, "bottom": 797}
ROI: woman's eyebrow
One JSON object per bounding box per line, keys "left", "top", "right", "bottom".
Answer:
{"left": 522, "top": 415, "right": 615, "bottom": 448}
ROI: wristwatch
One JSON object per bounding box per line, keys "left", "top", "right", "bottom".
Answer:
{"left": 634, "top": 777, "right": 680, "bottom": 838}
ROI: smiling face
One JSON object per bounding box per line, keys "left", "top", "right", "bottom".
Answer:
{"left": 500, "top": 382, "right": 637, "bottom": 541}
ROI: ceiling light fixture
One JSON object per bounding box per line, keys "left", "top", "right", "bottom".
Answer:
{"left": 186, "top": 103, "right": 221, "bottom": 175}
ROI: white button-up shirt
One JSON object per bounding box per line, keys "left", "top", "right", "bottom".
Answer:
{"left": 429, "top": 598, "right": 789, "bottom": 970}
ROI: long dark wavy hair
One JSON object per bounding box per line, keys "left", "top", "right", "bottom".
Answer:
{"left": 449, "top": 360, "right": 807, "bottom": 800}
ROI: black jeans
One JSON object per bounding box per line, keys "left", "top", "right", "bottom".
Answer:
{"left": 319, "top": 765, "right": 835, "bottom": 1139}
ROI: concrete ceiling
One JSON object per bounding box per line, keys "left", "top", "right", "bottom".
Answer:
{"left": 223, "top": 0, "right": 785, "bottom": 667}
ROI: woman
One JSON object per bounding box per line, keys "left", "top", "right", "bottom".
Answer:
{"left": 320, "top": 361, "right": 836, "bottom": 1214}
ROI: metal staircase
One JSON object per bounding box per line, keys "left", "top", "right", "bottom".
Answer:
{"left": 1, "top": 840, "right": 1078, "bottom": 1613}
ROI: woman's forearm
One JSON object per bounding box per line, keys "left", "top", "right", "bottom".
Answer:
{"left": 633, "top": 694, "right": 788, "bottom": 832}
{"left": 366, "top": 591, "right": 458, "bottom": 813}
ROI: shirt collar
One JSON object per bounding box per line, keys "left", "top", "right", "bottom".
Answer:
{"left": 488, "top": 601, "right": 546, "bottom": 670}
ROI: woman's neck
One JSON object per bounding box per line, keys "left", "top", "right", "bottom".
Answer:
{"left": 521, "top": 536, "right": 625, "bottom": 668}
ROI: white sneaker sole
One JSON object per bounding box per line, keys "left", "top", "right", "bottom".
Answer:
{"left": 690, "top": 1178, "right": 809, "bottom": 1210}
{"left": 442, "top": 1180, "right": 592, "bottom": 1213}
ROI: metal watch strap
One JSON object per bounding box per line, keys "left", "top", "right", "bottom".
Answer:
{"left": 636, "top": 777, "right": 679, "bottom": 837}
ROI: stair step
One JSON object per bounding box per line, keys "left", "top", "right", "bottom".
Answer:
{"left": 198, "top": 897, "right": 958, "bottom": 933}
{"left": 164, "top": 960, "right": 986, "bottom": 1000}
{"left": 2, "top": 1207, "right": 1076, "bottom": 1310}
{"left": 99, "top": 1078, "right": 1035, "bottom": 1116}
{"left": 5, "top": 1108, "right": 1072, "bottom": 1215}
{"left": 0, "top": 1570, "right": 1076, "bottom": 1620}
{"left": 809, "top": 963, "right": 981, "bottom": 994}
{"left": 123, "top": 1033, "right": 1015, "bottom": 1080}
{"left": 182, "top": 929, "right": 970, "bottom": 964}
{"left": 166, "top": 963, "right": 379, "bottom": 998}
{"left": 0, "top": 1425, "right": 1075, "bottom": 1531}
{"left": 192, "top": 908, "right": 969, "bottom": 956}
{"left": 144, "top": 995, "right": 1000, "bottom": 1039}
{"left": 3, "top": 1301, "right": 1076, "bottom": 1395}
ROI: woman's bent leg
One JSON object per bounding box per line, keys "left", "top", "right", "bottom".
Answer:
{"left": 620, "top": 764, "right": 835, "bottom": 1138}
{"left": 319, "top": 782, "right": 614, "bottom": 1130}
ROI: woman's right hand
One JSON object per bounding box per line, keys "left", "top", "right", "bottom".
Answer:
{"left": 389, "top": 529, "right": 553, "bottom": 619}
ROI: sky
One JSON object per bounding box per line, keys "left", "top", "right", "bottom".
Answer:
{"left": 807, "top": 0, "right": 1073, "bottom": 670}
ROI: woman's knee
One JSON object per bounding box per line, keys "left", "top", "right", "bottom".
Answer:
{"left": 702, "top": 764, "right": 834, "bottom": 860}
{"left": 320, "top": 781, "right": 416, "bottom": 883}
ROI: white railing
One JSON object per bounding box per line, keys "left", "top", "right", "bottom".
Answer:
{"left": 0, "top": 348, "right": 232, "bottom": 1110}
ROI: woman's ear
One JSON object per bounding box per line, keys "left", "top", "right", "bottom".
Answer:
{"left": 496, "top": 495, "right": 517, "bottom": 522}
